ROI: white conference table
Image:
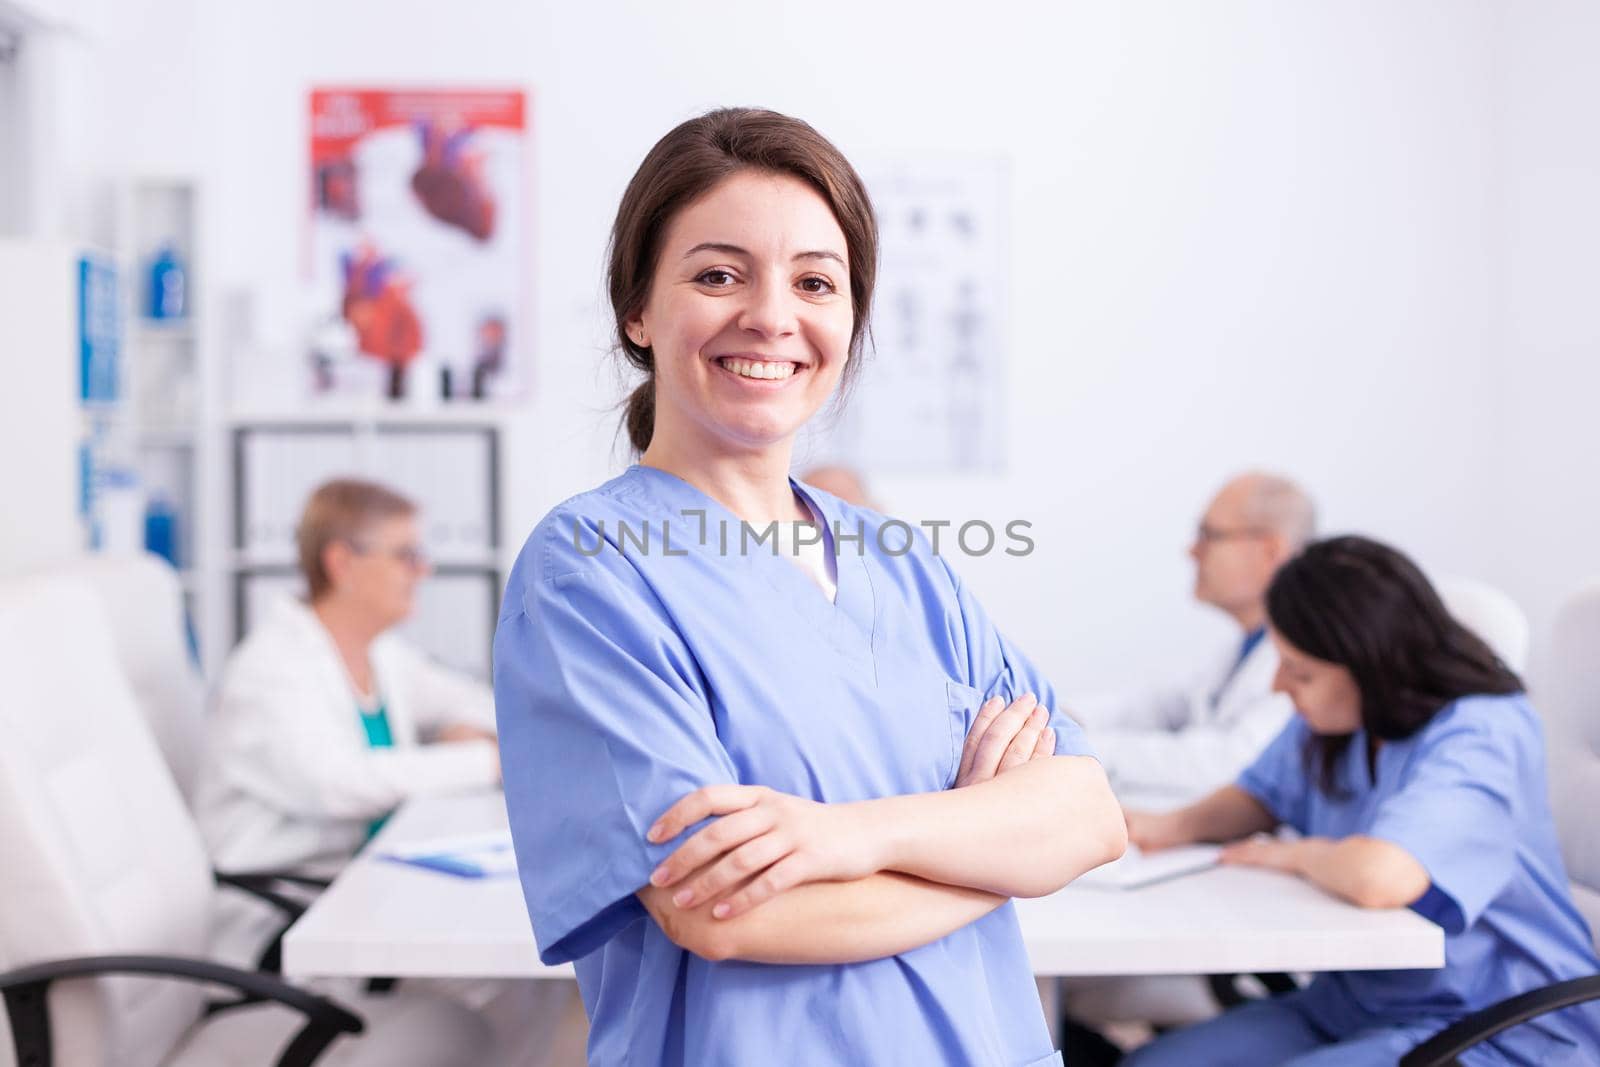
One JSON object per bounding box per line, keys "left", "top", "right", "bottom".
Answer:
{"left": 282, "top": 790, "right": 1444, "bottom": 981}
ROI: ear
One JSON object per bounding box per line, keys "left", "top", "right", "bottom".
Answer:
{"left": 322, "top": 540, "right": 354, "bottom": 588}
{"left": 624, "top": 316, "right": 649, "bottom": 350}
{"left": 1261, "top": 531, "right": 1292, "bottom": 568}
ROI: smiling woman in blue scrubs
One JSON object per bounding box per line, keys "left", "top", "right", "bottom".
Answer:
{"left": 492, "top": 108, "right": 1126, "bottom": 1067}
{"left": 1124, "top": 536, "right": 1600, "bottom": 1066}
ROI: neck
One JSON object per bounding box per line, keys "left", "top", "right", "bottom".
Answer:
{"left": 311, "top": 596, "right": 386, "bottom": 681}
{"left": 641, "top": 424, "right": 806, "bottom": 527}
{"left": 1228, "top": 603, "right": 1267, "bottom": 634}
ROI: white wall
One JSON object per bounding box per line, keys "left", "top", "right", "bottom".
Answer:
{"left": 89, "top": 0, "right": 1594, "bottom": 690}
{"left": 0, "top": 241, "right": 83, "bottom": 577}
{"left": 1492, "top": 0, "right": 1600, "bottom": 678}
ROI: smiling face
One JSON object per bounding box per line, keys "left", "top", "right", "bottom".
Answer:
{"left": 629, "top": 170, "right": 853, "bottom": 461}
{"left": 1270, "top": 628, "right": 1363, "bottom": 735}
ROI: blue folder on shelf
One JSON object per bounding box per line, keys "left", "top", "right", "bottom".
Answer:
{"left": 381, "top": 830, "right": 519, "bottom": 879}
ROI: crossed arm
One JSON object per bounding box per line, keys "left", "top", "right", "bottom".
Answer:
{"left": 638, "top": 695, "right": 1127, "bottom": 965}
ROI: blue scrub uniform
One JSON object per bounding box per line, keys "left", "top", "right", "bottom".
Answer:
{"left": 1127, "top": 695, "right": 1600, "bottom": 1067}
{"left": 494, "top": 465, "right": 1094, "bottom": 1067}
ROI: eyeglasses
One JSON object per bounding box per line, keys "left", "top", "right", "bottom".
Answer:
{"left": 1194, "top": 523, "right": 1269, "bottom": 546}
{"left": 348, "top": 540, "right": 430, "bottom": 568}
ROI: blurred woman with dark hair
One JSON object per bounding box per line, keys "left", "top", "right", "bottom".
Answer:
{"left": 1123, "top": 535, "right": 1599, "bottom": 1066}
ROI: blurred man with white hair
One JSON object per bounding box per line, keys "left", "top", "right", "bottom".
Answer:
{"left": 1072, "top": 471, "right": 1315, "bottom": 798}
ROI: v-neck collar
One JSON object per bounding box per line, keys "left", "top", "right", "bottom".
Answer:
{"left": 619, "top": 464, "right": 877, "bottom": 665}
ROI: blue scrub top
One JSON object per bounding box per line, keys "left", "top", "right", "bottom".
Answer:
{"left": 1238, "top": 695, "right": 1600, "bottom": 1059}
{"left": 494, "top": 465, "right": 1093, "bottom": 1067}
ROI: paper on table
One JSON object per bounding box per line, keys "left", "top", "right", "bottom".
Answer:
{"left": 1073, "top": 843, "right": 1223, "bottom": 890}
{"left": 381, "top": 830, "right": 518, "bottom": 879}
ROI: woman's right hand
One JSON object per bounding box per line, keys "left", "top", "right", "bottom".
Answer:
{"left": 1123, "top": 809, "right": 1192, "bottom": 853}
{"left": 954, "top": 694, "right": 1057, "bottom": 788}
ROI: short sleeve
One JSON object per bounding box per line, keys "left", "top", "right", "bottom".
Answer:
{"left": 494, "top": 521, "right": 738, "bottom": 964}
{"left": 1236, "top": 716, "right": 1312, "bottom": 832}
{"left": 937, "top": 556, "right": 1094, "bottom": 760}
{"left": 1366, "top": 702, "right": 1521, "bottom": 934}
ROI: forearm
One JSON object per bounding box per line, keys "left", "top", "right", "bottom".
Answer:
{"left": 865, "top": 756, "right": 1126, "bottom": 898}
{"left": 1290, "top": 836, "right": 1431, "bottom": 909}
{"left": 269, "top": 742, "right": 499, "bottom": 818}
{"left": 1175, "top": 785, "right": 1278, "bottom": 844}
{"left": 641, "top": 873, "right": 1005, "bottom": 964}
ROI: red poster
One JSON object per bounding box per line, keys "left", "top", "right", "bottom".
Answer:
{"left": 307, "top": 88, "right": 528, "bottom": 402}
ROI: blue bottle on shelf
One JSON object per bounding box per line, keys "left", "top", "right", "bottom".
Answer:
{"left": 144, "top": 493, "right": 180, "bottom": 567}
{"left": 147, "top": 244, "right": 187, "bottom": 320}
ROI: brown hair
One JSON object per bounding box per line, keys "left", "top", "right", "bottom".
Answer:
{"left": 296, "top": 479, "right": 416, "bottom": 600}
{"left": 1267, "top": 536, "right": 1523, "bottom": 796}
{"left": 607, "top": 108, "right": 879, "bottom": 453}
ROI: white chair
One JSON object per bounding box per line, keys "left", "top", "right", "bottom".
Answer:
{"left": 1539, "top": 581, "right": 1600, "bottom": 943}
{"left": 1435, "top": 576, "right": 1531, "bottom": 674}
{"left": 0, "top": 572, "right": 493, "bottom": 1067}
{"left": 53, "top": 553, "right": 207, "bottom": 804}
{"left": 46, "top": 554, "right": 336, "bottom": 972}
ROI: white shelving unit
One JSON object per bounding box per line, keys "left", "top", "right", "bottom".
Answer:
{"left": 226, "top": 415, "right": 505, "bottom": 681}
{"left": 113, "top": 176, "right": 225, "bottom": 675}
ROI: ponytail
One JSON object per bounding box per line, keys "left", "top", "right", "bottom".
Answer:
{"left": 624, "top": 378, "right": 655, "bottom": 453}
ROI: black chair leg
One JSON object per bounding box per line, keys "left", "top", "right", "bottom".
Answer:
{"left": 1059, "top": 1016, "right": 1125, "bottom": 1067}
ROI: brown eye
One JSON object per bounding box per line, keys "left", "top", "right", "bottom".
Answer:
{"left": 697, "top": 269, "right": 735, "bottom": 287}
{"left": 798, "top": 275, "right": 834, "bottom": 295}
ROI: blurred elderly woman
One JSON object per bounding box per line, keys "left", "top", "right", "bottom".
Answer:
{"left": 197, "top": 478, "right": 500, "bottom": 879}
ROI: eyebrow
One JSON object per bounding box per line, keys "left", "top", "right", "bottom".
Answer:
{"left": 682, "top": 242, "right": 846, "bottom": 267}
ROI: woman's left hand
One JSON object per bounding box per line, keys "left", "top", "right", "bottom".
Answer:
{"left": 645, "top": 785, "right": 883, "bottom": 920}
{"left": 1218, "top": 835, "right": 1303, "bottom": 874}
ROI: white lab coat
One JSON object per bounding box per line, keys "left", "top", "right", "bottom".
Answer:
{"left": 195, "top": 595, "right": 500, "bottom": 877}
{"left": 1070, "top": 633, "right": 1293, "bottom": 798}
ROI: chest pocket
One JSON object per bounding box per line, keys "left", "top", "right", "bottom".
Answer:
{"left": 943, "top": 681, "right": 987, "bottom": 789}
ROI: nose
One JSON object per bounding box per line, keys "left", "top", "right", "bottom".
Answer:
{"left": 737, "top": 275, "right": 797, "bottom": 339}
{"left": 1270, "top": 664, "right": 1289, "bottom": 695}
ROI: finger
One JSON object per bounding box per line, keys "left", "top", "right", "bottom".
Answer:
{"left": 673, "top": 834, "right": 792, "bottom": 910}
{"left": 956, "top": 697, "right": 1006, "bottom": 783}
{"left": 648, "top": 785, "right": 765, "bottom": 844}
{"left": 968, "top": 694, "right": 1039, "bottom": 781}
{"left": 999, "top": 707, "right": 1050, "bottom": 771}
{"left": 711, "top": 853, "right": 810, "bottom": 920}
{"left": 650, "top": 806, "right": 775, "bottom": 888}
{"left": 1217, "top": 843, "right": 1254, "bottom": 865}
{"left": 972, "top": 694, "right": 1038, "bottom": 772}
{"left": 1031, "top": 726, "right": 1056, "bottom": 760}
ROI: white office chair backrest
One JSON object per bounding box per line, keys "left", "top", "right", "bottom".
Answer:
{"left": 1436, "top": 576, "right": 1531, "bottom": 674}
{"left": 0, "top": 574, "right": 214, "bottom": 1067}
{"left": 1540, "top": 581, "right": 1600, "bottom": 948}
{"left": 52, "top": 553, "right": 207, "bottom": 804}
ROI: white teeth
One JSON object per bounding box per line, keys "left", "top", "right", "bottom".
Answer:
{"left": 722, "top": 358, "right": 795, "bottom": 381}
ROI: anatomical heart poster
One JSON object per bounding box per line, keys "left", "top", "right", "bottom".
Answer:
{"left": 307, "top": 88, "right": 528, "bottom": 403}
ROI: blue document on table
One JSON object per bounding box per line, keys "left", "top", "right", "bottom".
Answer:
{"left": 382, "top": 830, "right": 519, "bottom": 879}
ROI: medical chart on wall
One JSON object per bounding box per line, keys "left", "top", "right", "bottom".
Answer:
{"left": 306, "top": 88, "right": 528, "bottom": 403}
{"left": 804, "top": 157, "right": 1008, "bottom": 475}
